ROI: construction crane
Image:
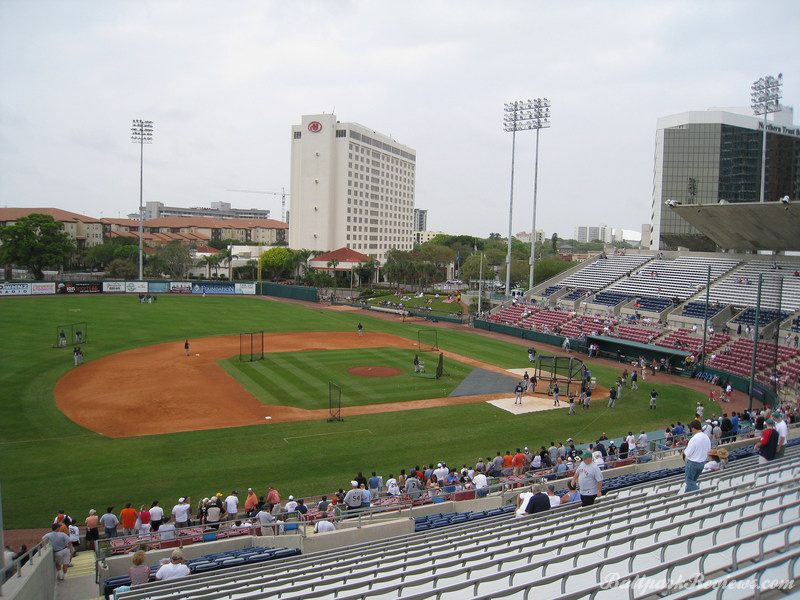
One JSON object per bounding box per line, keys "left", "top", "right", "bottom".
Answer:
{"left": 226, "top": 187, "right": 290, "bottom": 222}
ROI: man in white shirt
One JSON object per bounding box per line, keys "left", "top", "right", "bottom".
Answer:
{"left": 314, "top": 519, "right": 335, "bottom": 534}
{"left": 224, "top": 491, "right": 239, "bottom": 521}
{"left": 472, "top": 472, "right": 489, "bottom": 497}
{"left": 171, "top": 497, "right": 191, "bottom": 529}
{"left": 572, "top": 451, "right": 603, "bottom": 506}
{"left": 682, "top": 420, "right": 711, "bottom": 493}
{"left": 155, "top": 549, "right": 190, "bottom": 581}
{"left": 773, "top": 412, "right": 788, "bottom": 458}
{"left": 148, "top": 502, "right": 164, "bottom": 532}
{"left": 283, "top": 495, "right": 298, "bottom": 513}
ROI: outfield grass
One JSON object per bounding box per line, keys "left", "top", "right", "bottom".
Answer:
{"left": 219, "top": 347, "right": 473, "bottom": 408}
{"left": 0, "top": 294, "right": 715, "bottom": 529}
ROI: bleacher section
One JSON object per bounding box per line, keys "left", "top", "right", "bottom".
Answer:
{"left": 557, "top": 254, "right": 653, "bottom": 292}
{"left": 104, "top": 546, "right": 300, "bottom": 598}
{"left": 679, "top": 300, "right": 726, "bottom": 319}
{"left": 655, "top": 328, "right": 730, "bottom": 354}
{"left": 732, "top": 307, "right": 788, "bottom": 328}
{"left": 708, "top": 260, "right": 800, "bottom": 313}
{"left": 707, "top": 338, "right": 800, "bottom": 382}
{"left": 607, "top": 255, "right": 740, "bottom": 301}
{"left": 116, "top": 446, "right": 800, "bottom": 600}
{"left": 590, "top": 291, "right": 632, "bottom": 306}
{"left": 614, "top": 324, "right": 663, "bottom": 344}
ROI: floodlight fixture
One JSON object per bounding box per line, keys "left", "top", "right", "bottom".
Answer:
{"left": 503, "top": 98, "right": 551, "bottom": 293}
{"left": 751, "top": 74, "right": 782, "bottom": 203}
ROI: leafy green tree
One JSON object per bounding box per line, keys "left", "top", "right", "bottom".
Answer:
{"left": 259, "top": 246, "right": 293, "bottom": 280}
{"left": 159, "top": 241, "right": 193, "bottom": 279}
{"left": 107, "top": 257, "right": 138, "bottom": 279}
{"left": 551, "top": 233, "right": 558, "bottom": 252}
{"left": 0, "top": 213, "right": 75, "bottom": 279}
{"left": 113, "top": 245, "right": 140, "bottom": 262}
{"left": 305, "top": 270, "right": 335, "bottom": 289}
{"left": 353, "top": 258, "right": 378, "bottom": 287}
{"left": 292, "top": 248, "right": 313, "bottom": 282}
{"left": 144, "top": 253, "right": 166, "bottom": 278}
{"left": 533, "top": 255, "right": 573, "bottom": 285}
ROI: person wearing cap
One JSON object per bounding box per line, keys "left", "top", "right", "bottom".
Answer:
{"left": 343, "top": 481, "right": 363, "bottom": 511}
{"left": 244, "top": 488, "right": 258, "bottom": 515}
{"left": 155, "top": 548, "right": 190, "bottom": 581}
{"left": 682, "top": 419, "right": 711, "bottom": 492}
{"left": 571, "top": 451, "right": 603, "bottom": 506}
{"left": 711, "top": 421, "right": 722, "bottom": 447}
{"left": 754, "top": 419, "right": 780, "bottom": 464}
{"left": 172, "top": 497, "right": 191, "bottom": 529}
{"left": 84, "top": 509, "right": 99, "bottom": 551}
{"left": 703, "top": 448, "right": 728, "bottom": 473}
{"left": 224, "top": 491, "right": 239, "bottom": 521}
{"left": 204, "top": 496, "right": 224, "bottom": 529}
{"left": 284, "top": 495, "right": 298, "bottom": 513}
{"left": 773, "top": 412, "right": 788, "bottom": 458}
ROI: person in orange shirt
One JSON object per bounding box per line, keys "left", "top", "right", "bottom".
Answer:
{"left": 502, "top": 450, "right": 513, "bottom": 476}
{"left": 512, "top": 448, "right": 526, "bottom": 476}
{"left": 120, "top": 503, "right": 138, "bottom": 536}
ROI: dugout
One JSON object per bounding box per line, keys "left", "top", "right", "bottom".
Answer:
{"left": 586, "top": 335, "right": 692, "bottom": 373}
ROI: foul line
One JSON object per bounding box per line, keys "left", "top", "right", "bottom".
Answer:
{"left": 283, "top": 429, "right": 373, "bottom": 443}
{"left": 0, "top": 433, "right": 101, "bottom": 445}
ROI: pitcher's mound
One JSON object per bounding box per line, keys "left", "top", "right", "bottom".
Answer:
{"left": 348, "top": 366, "right": 403, "bottom": 377}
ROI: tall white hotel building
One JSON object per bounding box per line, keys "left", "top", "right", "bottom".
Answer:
{"left": 288, "top": 114, "right": 416, "bottom": 263}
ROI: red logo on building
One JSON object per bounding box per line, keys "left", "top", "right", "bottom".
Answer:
{"left": 308, "top": 121, "right": 322, "bottom": 133}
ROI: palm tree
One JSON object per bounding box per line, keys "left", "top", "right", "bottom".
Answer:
{"left": 218, "top": 247, "right": 233, "bottom": 280}
{"left": 327, "top": 258, "right": 340, "bottom": 284}
{"left": 292, "top": 248, "right": 313, "bottom": 282}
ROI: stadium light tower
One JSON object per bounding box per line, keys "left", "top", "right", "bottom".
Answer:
{"left": 751, "top": 74, "right": 782, "bottom": 203}
{"left": 503, "top": 99, "right": 549, "bottom": 296}
{"left": 131, "top": 119, "right": 154, "bottom": 280}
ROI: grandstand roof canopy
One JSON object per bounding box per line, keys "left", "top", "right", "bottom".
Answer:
{"left": 671, "top": 202, "right": 800, "bottom": 252}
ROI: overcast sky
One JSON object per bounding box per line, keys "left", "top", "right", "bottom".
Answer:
{"left": 1, "top": 1, "right": 797, "bottom": 241}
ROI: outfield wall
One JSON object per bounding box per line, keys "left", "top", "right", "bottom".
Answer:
{"left": 0, "top": 280, "right": 316, "bottom": 301}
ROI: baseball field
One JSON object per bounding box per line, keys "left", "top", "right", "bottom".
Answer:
{"left": 0, "top": 294, "right": 712, "bottom": 529}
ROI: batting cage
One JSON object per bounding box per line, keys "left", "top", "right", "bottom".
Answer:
{"left": 239, "top": 331, "right": 265, "bottom": 362}
{"left": 55, "top": 322, "right": 88, "bottom": 348}
{"left": 535, "top": 355, "right": 587, "bottom": 395}
{"left": 412, "top": 351, "right": 448, "bottom": 380}
{"left": 328, "top": 381, "right": 343, "bottom": 422}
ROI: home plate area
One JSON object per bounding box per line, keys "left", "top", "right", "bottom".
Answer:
{"left": 490, "top": 368, "right": 566, "bottom": 415}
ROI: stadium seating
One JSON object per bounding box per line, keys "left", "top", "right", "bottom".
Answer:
{"left": 116, "top": 443, "right": 800, "bottom": 600}
{"left": 558, "top": 254, "right": 654, "bottom": 292}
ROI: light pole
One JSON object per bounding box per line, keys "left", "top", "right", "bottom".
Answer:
{"left": 751, "top": 74, "right": 782, "bottom": 203}
{"left": 503, "top": 99, "right": 549, "bottom": 296}
{"left": 131, "top": 119, "right": 154, "bottom": 280}
{"left": 527, "top": 98, "right": 550, "bottom": 290}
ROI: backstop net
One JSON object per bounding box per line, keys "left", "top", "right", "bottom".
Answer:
{"left": 417, "top": 329, "right": 439, "bottom": 352}
{"left": 239, "top": 331, "right": 264, "bottom": 362}
{"left": 55, "top": 322, "right": 88, "bottom": 348}
{"left": 328, "top": 381, "right": 343, "bottom": 422}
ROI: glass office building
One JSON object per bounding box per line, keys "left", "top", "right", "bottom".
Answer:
{"left": 650, "top": 108, "right": 800, "bottom": 251}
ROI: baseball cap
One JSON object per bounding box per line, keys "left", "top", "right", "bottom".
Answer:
{"left": 766, "top": 419, "right": 775, "bottom": 425}
{"left": 772, "top": 412, "right": 782, "bottom": 419}
{"left": 581, "top": 451, "right": 593, "bottom": 459}
{"left": 567, "top": 438, "right": 573, "bottom": 443}
{"left": 350, "top": 480, "right": 358, "bottom": 487}
{"left": 178, "top": 497, "right": 185, "bottom": 503}
{"left": 288, "top": 495, "right": 294, "bottom": 500}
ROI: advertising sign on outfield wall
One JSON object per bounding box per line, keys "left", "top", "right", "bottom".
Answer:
{"left": 31, "top": 282, "right": 55, "bottom": 295}
{"left": 191, "top": 282, "right": 235, "bottom": 295}
{"left": 103, "top": 281, "right": 126, "bottom": 293}
{"left": 125, "top": 281, "right": 148, "bottom": 293}
{"left": 0, "top": 283, "right": 31, "bottom": 295}
{"left": 235, "top": 283, "right": 256, "bottom": 295}
{"left": 148, "top": 281, "right": 170, "bottom": 293}
{"left": 170, "top": 282, "right": 192, "bottom": 293}
{"left": 57, "top": 282, "right": 102, "bottom": 294}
